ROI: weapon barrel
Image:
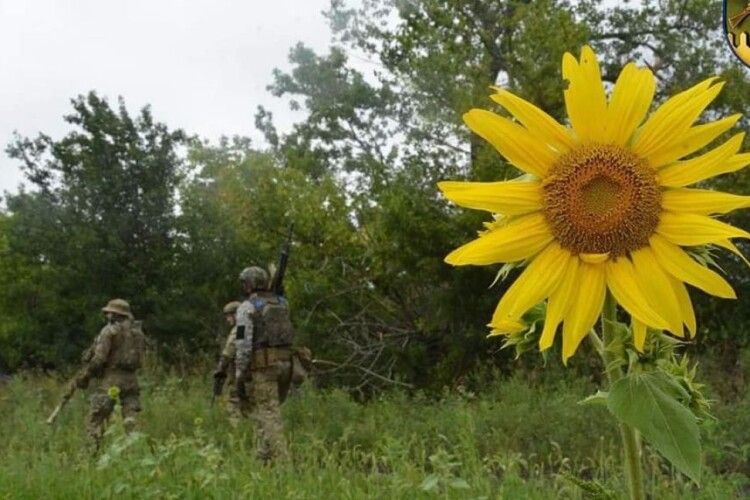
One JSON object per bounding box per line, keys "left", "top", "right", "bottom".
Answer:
{"left": 213, "top": 375, "right": 226, "bottom": 396}
{"left": 271, "top": 223, "right": 294, "bottom": 295}
{"left": 46, "top": 389, "right": 74, "bottom": 425}
{"left": 46, "top": 404, "right": 63, "bottom": 425}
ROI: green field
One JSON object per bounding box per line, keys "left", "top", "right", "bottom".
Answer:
{"left": 1, "top": 365, "right": 748, "bottom": 499}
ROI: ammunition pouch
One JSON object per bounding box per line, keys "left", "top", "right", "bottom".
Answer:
{"left": 290, "top": 347, "right": 312, "bottom": 385}
{"left": 250, "top": 346, "right": 292, "bottom": 370}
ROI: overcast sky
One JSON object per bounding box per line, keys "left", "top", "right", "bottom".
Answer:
{"left": 0, "top": 0, "right": 340, "bottom": 195}
{"left": 0, "top": 1, "right": 633, "bottom": 198}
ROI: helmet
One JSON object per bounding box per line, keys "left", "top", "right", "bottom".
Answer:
{"left": 238, "top": 266, "right": 269, "bottom": 290}
{"left": 101, "top": 298, "right": 133, "bottom": 319}
{"left": 223, "top": 301, "right": 241, "bottom": 314}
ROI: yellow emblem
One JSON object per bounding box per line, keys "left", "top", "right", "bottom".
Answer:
{"left": 727, "top": 0, "right": 750, "bottom": 66}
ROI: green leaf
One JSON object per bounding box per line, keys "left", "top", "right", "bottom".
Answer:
{"left": 607, "top": 372, "right": 702, "bottom": 483}
{"left": 449, "top": 478, "right": 470, "bottom": 490}
{"left": 420, "top": 474, "right": 440, "bottom": 492}
{"left": 578, "top": 390, "right": 608, "bottom": 407}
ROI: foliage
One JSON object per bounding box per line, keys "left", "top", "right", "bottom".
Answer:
{"left": 1, "top": 92, "right": 188, "bottom": 369}
{"left": 0, "top": 370, "right": 747, "bottom": 498}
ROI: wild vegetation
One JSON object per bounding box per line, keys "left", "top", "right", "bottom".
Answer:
{"left": 1, "top": 363, "right": 748, "bottom": 499}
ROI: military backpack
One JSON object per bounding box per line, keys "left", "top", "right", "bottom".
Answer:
{"left": 113, "top": 320, "right": 146, "bottom": 371}
{"left": 250, "top": 294, "right": 294, "bottom": 348}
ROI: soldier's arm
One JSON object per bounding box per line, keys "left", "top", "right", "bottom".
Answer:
{"left": 88, "top": 327, "right": 114, "bottom": 373}
{"left": 215, "top": 328, "right": 237, "bottom": 374}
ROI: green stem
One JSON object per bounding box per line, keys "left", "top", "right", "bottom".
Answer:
{"left": 599, "top": 292, "right": 644, "bottom": 500}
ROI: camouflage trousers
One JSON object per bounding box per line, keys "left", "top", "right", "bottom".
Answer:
{"left": 86, "top": 387, "right": 141, "bottom": 450}
{"left": 250, "top": 361, "right": 292, "bottom": 463}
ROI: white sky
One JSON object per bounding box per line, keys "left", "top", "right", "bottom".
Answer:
{"left": 0, "top": 0, "right": 632, "bottom": 198}
{"left": 0, "top": 0, "right": 337, "bottom": 196}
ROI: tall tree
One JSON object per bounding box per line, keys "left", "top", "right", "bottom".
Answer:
{"left": 2, "top": 92, "right": 188, "bottom": 368}
{"left": 256, "top": 0, "right": 750, "bottom": 386}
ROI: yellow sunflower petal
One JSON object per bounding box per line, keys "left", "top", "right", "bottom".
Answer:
{"left": 649, "top": 234, "right": 736, "bottom": 298}
{"left": 562, "top": 46, "right": 608, "bottom": 142}
{"left": 633, "top": 78, "right": 723, "bottom": 163}
{"left": 487, "top": 318, "right": 527, "bottom": 337}
{"left": 631, "top": 247, "right": 684, "bottom": 336}
{"left": 489, "top": 88, "right": 575, "bottom": 153}
{"left": 725, "top": 153, "right": 750, "bottom": 174}
{"left": 646, "top": 114, "right": 741, "bottom": 168}
{"left": 463, "top": 109, "right": 557, "bottom": 177}
{"left": 437, "top": 180, "right": 542, "bottom": 215}
{"left": 490, "top": 243, "right": 572, "bottom": 328}
{"left": 714, "top": 239, "right": 750, "bottom": 268}
{"left": 632, "top": 318, "right": 648, "bottom": 352}
{"left": 561, "top": 262, "right": 606, "bottom": 364}
{"left": 668, "top": 275, "right": 696, "bottom": 337}
{"left": 658, "top": 133, "right": 745, "bottom": 187}
{"left": 661, "top": 188, "right": 750, "bottom": 215}
{"left": 605, "top": 257, "right": 669, "bottom": 330}
{"left": 445, "top": 212, "right": 553, "bottom": 266}
{"left": 656, "top": 211, "right": 750, "bottom": 246}
{"left": 539, "top": 256, "right": 579, "bottom": 351}
{"left": 604, "top": 62, "right": 656, "bottom": 145}
{"left": 580, "top": 253, "right": 610, "bottom": 264}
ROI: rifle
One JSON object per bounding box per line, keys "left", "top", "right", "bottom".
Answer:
{"left": 47, "top": 376, "right": 82, "bottom": 425}
{"left": 730, "top": 2, "right": 750, "bottom": 28}
{"left": 270, "top": 223, "right": 294, "bottom": 296}
{"left": 211, "top": 371, "right": 227, "bottom": 407}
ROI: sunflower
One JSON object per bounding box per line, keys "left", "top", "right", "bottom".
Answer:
{"left": 440, "top": 46, "right": 750, "bottom": 362}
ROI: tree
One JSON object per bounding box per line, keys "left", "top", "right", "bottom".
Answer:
{"left": 256, "top": 0, "right": 750, "bottom": 387}
{"left": 1, "top": 92, "right": 188, "bottom": 369}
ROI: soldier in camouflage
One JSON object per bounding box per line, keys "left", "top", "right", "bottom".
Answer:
{"left": 234, "top": 266, "right": 294, "bottom": 463}
{"left": 214, "top": 301, "right": 248, "bottom": 425}
{"left": 74, "top": 299, "right": 146, "bottom": 451}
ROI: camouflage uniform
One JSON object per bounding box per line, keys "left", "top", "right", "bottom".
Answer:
{"left": 214, "top": 301, "right": 249, "bottom": 425}
{"left": 77, "top": 299, "right": 145, "bottom": 450}
{"left": 234, "top": 267, "right": 294, "bottom": 463}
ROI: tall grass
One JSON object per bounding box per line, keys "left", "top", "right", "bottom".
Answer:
{"left": 0, "top": 367, "right": 747, "bottom": 499}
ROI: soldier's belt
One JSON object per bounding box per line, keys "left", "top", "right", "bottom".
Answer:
{"left": 251, "top": 347, "right": 292, "bottom": 369}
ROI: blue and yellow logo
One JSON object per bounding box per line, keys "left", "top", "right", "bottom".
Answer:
{"left": 726, "top": 0, "right": 750, "bottom": 66}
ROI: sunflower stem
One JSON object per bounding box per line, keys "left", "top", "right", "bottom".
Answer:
{"left": 600, "top": 292, "right": 644, "bottom": 500}
{"left": 588, "top": 329, "right": 605, "bottom": 358}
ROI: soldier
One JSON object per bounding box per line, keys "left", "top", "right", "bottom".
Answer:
{"left": 234, "top": 266, "right": 294, "bottom": 463}
{"left": 74, "top": 298, "right": 145, "bottom": 451}
{"left": 213, "top": 301, "right": 247, "bottom": 425}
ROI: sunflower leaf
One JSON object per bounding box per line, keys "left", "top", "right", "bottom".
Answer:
{"left": 607, "top": 371, "right": 702, "bottom": 483}
{"left": 578, "top": 390, "right": 609, "bottom": 407}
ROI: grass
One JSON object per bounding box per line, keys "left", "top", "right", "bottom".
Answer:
{"left": 0, "top": 365, "right": 748, "bottom": 499}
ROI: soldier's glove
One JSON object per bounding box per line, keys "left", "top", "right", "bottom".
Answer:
{"left": 73, "top": 371, "right": 89, "bottom": 389}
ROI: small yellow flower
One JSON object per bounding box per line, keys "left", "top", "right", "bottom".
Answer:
{"left": 441, "top": 46, "right": 750, "bottom": 363}
{"left": 194, "top": 417, "right": 204, "bottom": 427}
{"left": 107, "top": 385, "right": 121, "bottom": 400}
